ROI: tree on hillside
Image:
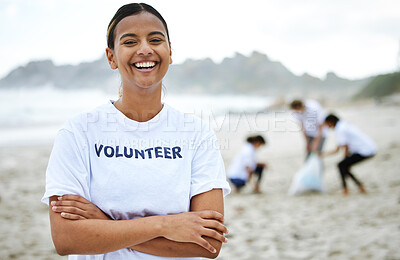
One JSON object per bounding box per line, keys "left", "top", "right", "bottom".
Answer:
{"left": 354, "top": 72, "right": 400, "bottom": 99}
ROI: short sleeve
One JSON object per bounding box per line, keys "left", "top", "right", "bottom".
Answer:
{"left": 242, "top": 148, "right": 257, "bottom": 171}
{"left": 291, "top": 111, "right": 302, "bottom": 122}
{"left": 336, "top": 128, "right": 347, "bottom": 146}
{"left": 190, "top": 132, "right": 231, "bottom": 199}
{"left": 41, "top": 129, "right": 91, "bottom": 205}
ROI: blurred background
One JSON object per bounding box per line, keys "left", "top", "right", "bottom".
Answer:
{"left": 0, "top": 0, "right": 399, "bottom": 259}
{"left": 1, "top": 0, "right": 399, "bottom": 146}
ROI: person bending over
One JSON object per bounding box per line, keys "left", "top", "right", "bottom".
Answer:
{"left": 228, "top": 135, "right": 267, "bottom": 193}
{"left": 323, "top": 114, "right": 376, "bottom": 195}
{"left": 290, "top": 99, "right": 328, "bottom": 158}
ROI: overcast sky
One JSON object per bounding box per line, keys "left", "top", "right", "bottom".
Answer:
{"left": 1, "top": 0, "right": 399, "bottom": 80}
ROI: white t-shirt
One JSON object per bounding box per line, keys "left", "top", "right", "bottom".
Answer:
{"left": 292, "top": 100, "right": 328, "bottom": 137}
{"left": 335, "top": 120, "right": 376, "bottom": 157}
{"left": 41, "top": 101, "right": 231, "bottom": 260}
{"left": 227, "top": 143, "right": 257, "bottom": 181}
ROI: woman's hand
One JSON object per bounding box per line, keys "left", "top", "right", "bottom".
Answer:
{"left": 159, "top": 210, "right": 228, "bottom": 253}
{"left": 51, "top": 194, "right": 110, "bottom": 220}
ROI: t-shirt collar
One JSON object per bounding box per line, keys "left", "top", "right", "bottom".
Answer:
{"left": 108, "top": 100, "right": 168, "bottom": 129}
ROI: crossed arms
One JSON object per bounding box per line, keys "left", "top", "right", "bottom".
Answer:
{"left": 49, "top": 188, "right": 227, "bottom": 258}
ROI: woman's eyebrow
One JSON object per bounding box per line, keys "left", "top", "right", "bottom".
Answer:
{"left": 120, "top": 33, "right": 137, "bottom": 41}
{"left": 148, "top": 31, "right": 165, "bottom": 38}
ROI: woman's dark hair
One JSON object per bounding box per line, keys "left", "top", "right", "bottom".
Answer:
{"left": 107, "top": 3, "right": 171, "bottom": 50}
{"left": 325, "top": 114, "right": 340, "bottom": 126}
{"left": 290, "top": 99, "right": 304, "bottom": 109}
{"left": 246, "top": 135, "right": 266, "bottom": 145}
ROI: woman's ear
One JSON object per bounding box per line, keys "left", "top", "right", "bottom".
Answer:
{"left": 169, "top": 49, "right": 173, "bottom": 65}
{"left": 106, "top": 48, "right": 118, "bottom": 70}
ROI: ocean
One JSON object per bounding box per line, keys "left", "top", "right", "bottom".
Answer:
{"left": 0, "top": 87, "right": 273, "bottom": 147}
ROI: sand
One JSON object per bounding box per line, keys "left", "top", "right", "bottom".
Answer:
{"left": 0, "top": 104, "right": 399, "bottom": 259}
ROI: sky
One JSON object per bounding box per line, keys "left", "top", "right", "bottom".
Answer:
{"left": 1, "top": 0, "right": 399, "bottom": 80}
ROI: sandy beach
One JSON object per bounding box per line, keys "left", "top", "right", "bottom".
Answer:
{"left": 0, "top": 104, "right": 399, "bottom": 259}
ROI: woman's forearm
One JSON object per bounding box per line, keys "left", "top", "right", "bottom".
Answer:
{"left": 49, "top": 194, "right": 227, "bottom": 256}
{"left": 130, "top": 189, "right": 226, "bottom": 258}
{"left": 324, "top": 146, "right": 340, "bottom": 156}
{"left": 130, "top": 237, "right": 221, "bottom": 258}
{"left": 50, "top": 203, "right": 163, "bottom": 255}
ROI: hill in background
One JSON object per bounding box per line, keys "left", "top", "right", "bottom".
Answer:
{"left": 0, "top": 51, "right": 371, "bottom": 101}
{"left": 354, "top": 72, "right": 400, "bottom": 99}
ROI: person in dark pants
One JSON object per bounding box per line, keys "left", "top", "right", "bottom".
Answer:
{"left": 252, "top": 164, "right": 266, "bottom": 193}
{"left": 323, "top": 114, "right": 376, "bottom": 195}
{"left": 290, "top": 99, "right": 328, "bottom": 159}
{"left": 228, "top": 135, "right": 267, "bottom": 193}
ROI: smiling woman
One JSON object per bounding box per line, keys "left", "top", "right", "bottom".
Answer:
{"left": 41, "top": 3, "right": 231, "bottom": 260}
{"left": 105, "top": 7, "right": 172, "bottom": 108}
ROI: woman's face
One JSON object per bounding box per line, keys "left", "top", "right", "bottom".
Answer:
{"left": 106, "top": 12, "right": 172, "bottom": 90}
{"left": 293, "top": 105, "right": 305, "bottom": 113}
{"left": 325, "top": 122, "right": 335, "bottom": 129}
{"left": 253, "top": 142, "right": 263, "bottom": 149}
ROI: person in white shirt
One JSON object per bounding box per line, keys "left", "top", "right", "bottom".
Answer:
{"left": 42, "top": 3, "right": 231, "bottom": 259}
{"left": 228, "top": 135, "right": 267, "bottom": 193}
{"left": 323, "top": 114, "right": 376, "bottom": 195}
{"left": 290, "top": 99, "right": 328, "bottom": 158}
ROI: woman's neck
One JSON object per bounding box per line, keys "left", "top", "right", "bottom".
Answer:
{"left": 114, "top": 85, "right": 163, "bottom": 122}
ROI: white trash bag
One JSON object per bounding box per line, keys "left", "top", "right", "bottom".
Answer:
{"left": 288, "top": 153, "right": 325, "bottom": 195}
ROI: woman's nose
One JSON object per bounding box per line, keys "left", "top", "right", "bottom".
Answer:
{"left": 137, "top": 42, "right": 153, "bottom": 55}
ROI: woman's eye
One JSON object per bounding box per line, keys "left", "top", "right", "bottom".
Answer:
{"left": 150, "top": 38, "right": 163, "bottom": 43}
{"left": 124, "top": 40, "right": 136, "bottom": 45}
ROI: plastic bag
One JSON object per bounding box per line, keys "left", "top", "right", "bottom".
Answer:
{"left": 288, "top": 153, "right": 325, "bottom": 195}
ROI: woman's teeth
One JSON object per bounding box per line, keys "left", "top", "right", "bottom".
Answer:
{"left": 134, "top": 61, "right": 156, "bottom": 69}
